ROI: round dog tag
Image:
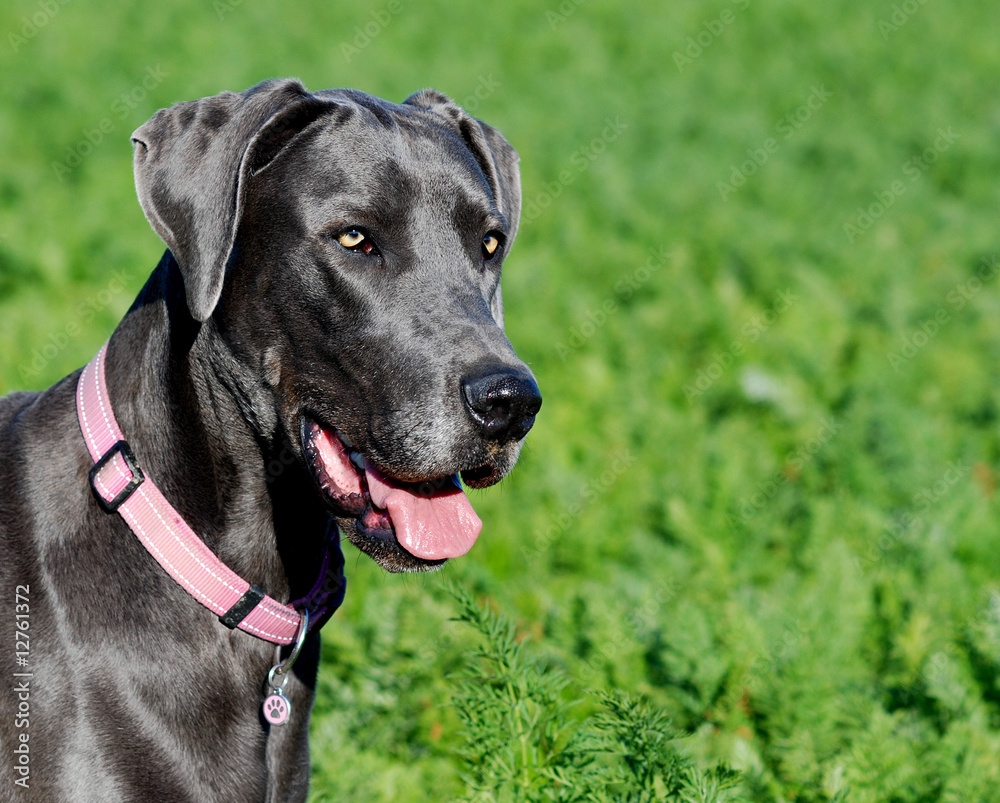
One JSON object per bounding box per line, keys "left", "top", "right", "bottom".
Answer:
{"left": 263, "top": 690, "right": 291, "bottom": 725}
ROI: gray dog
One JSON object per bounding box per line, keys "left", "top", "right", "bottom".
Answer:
{"left": 0, "top": 79, "right": 540, "bottom": 801}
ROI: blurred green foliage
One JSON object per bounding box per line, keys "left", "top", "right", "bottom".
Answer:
{"left": 2, "top": 0, "right": 1000, "bottom": 799}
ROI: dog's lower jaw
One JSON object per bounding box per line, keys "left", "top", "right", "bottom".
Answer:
{"left": 299, "top": 417, "right": 525, "bottom": 571}
{"left": 338, "top": 516, "right": 448, "bottom": 573}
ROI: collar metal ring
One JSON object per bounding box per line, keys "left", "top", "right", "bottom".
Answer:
{"left": 270, "top": 608, "right": 310, "bottom": 684}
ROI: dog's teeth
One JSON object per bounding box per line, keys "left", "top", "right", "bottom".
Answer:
{"left": 349, "top": 451, "right": 365, "bottom": 470}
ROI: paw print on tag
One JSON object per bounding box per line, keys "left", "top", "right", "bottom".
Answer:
{"left": 263, "top": 692, "right": 291, "bottom": 725}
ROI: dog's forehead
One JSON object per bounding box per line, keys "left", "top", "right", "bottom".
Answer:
{"left": 289, "top": 94, "right": 499, "bottom": 216}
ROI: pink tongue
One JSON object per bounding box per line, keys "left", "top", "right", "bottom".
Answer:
{"left": 364, "top": 460, "right": 482, "bottom": 560}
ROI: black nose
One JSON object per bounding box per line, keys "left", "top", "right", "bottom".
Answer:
{"left": 462, "top": 369, "right": 542, "bottom": 443}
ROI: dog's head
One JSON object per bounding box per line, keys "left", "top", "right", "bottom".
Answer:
{"left": 130, "top": 79, "right": 540, "bottom": 572}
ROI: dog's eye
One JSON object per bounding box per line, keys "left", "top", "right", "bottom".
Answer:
{"left": 482, "top": 233, "right": 501, "bottom": 260}
{"left": 339, "top": 230, "right": 365, "bottom": 248}
{"left": 337, "top": 229, "right": 377, "bottom": 256}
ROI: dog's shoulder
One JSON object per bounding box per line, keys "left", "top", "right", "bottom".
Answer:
{"left": 0, "top": 376, "right": 83, "bottom": 511}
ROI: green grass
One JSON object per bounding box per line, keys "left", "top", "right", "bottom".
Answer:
{"left": 3, "top": 0, "right": 1000, "bottom": 799}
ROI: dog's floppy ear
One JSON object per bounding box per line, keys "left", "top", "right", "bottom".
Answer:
{"left": 131, "top": 79, "right": 336, "bottom": 322}
{"left": 403, "top": 90, "right": 522, "bottom": 326}
{"left": 403, "top": 89, "right": 522, "bottom": 241}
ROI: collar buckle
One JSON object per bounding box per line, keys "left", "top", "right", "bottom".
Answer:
{"left": 89, "top": 439, "right": 145, "bottom": 512}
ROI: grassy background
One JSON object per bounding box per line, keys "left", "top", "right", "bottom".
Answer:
{"left": 2, "top": 0, "right": 1000, "bottom": 799}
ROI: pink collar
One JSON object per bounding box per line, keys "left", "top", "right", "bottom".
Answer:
{"left": 76, "top": 342, "right": 344, "bottom": 646}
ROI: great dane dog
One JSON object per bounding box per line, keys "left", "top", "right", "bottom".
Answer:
{"left": 0, "top": 79, "right": 540, "bottom": 801}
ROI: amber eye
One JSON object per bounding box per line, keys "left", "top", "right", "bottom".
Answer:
{"left": 337, "top": 228, "right": 378, "bottom": 256}
{"left": 338, "top": 230, "right": 365, "bottom": 249}
{"left": 482, "top": 233, "right": 501, "bottom": 260}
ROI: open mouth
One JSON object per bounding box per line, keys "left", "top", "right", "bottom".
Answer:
{"left": 300, "top": 415, "right": 485, "bottom": 570}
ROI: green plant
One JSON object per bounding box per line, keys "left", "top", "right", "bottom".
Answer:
{"left": 5, "top": 3, "right": 1000, "bottom": 799}
{"left": 449, "top": 584, "right": 741, "bottom": 802}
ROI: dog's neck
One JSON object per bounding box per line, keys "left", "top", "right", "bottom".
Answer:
{"left": 99, "top": 251, "right": 330, "bottom": 602}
